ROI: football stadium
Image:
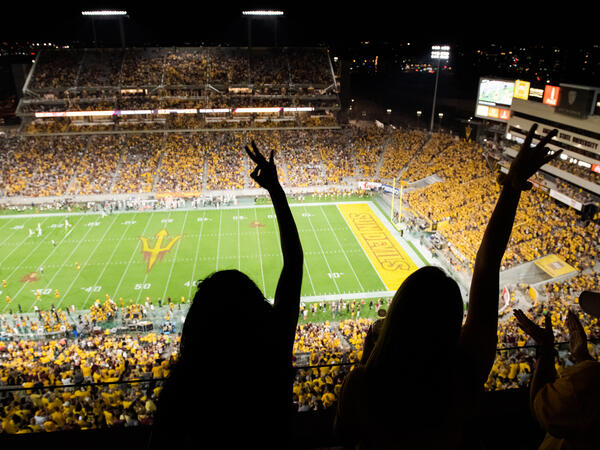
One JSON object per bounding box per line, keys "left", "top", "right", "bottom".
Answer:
{"left": 1, "top": 7, "right": 600, "bottom": 450}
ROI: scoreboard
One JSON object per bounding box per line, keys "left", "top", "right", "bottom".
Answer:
{"left": 474, "top": 78, "right": 514, "bottom": 122}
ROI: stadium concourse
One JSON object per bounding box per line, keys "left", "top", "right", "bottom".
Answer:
{"left": 0, "top": 45, "right": 599, "bottom": 448}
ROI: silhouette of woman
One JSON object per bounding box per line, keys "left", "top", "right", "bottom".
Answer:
{"left": 335, "top": 124, "right": 560, "bottom": 449}
{"left": 150, "top": 142, "right": 303, "bottom": 449}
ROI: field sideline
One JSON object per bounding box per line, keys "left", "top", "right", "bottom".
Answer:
{"left": 0, "top": 202, "right": 424, "bottom": 313}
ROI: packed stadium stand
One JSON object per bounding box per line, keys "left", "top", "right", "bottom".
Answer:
{"left": 1, "top": 45, "right": 600, "bottom": 449}
{"left": 17, "top": 46, "right": 338, "bottom": 134}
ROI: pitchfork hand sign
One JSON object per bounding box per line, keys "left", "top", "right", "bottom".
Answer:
{"left": 246, "top": 141, "right": 280, "bottom": 192}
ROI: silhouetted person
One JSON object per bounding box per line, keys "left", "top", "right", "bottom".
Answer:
{"left": 334, "top": 124, "right": 560, "bottom": 449}
{"left": 514, "top": 290, "right": 600, "bottom": 449}
{"left": 149, "top": 142, "right": 303, "bottom": 449}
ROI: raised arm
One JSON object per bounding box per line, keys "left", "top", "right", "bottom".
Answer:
{"left": 246, "top": 141, "right": 303, "bottom": 342}
{"left": 513, "top": 309, "right": 557, "bottom": 413}
{"left": 460, "top": 124, "right": 559, "bottom": 385}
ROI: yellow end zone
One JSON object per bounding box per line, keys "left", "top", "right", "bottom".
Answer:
{"left": 337, "top": 203, "right": 418, "bottom": 291}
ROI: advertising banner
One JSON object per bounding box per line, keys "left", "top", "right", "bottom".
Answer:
{"left": 543, "top": 85, "right": 560, "bottom": 106}
{"left": 549, "top": 189, "right": 583, "bottom": 211}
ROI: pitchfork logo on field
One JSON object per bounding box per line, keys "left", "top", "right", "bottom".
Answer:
{"left": 139, "top": 229, "right": 183, "bottom": 273}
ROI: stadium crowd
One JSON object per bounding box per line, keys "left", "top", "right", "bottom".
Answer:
{"left": 26, "top": 47, "right": 332, "bottom": 95}
{"left": 405, "top": 136, "right": 600, "bottom": 273}
{"left": 2, "top": 118, "right": 600, "bottom": 446}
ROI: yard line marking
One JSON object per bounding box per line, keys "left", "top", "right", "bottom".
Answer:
{"left": 268, "top": 207, "right": 315, "bottom": 296}
{"left": 79, "top": 214, "right": 126, "bottom": 308}
{"left": 188, "top": 209, "right": 207, "bottom": 299}
{"left": 215, "top": 209, "right": 222, "bottom": 272}
{"left": 0, "top": 218, "right": 45, "bottom": 266}
{"left": 303, "top": 205, "right": 341, "bottom": 295}
{"left": 3, "top": 215, "right": 86, "bottom": 312}
{"left": 42, "top": 215, "right": 104, "bottom": 311}
{"left": 237, "top": 208, "right": 241, "bottom": 271}
{"left": 47, "top": 214, "right": 119, "bottom": 311}
{"left": 162, "top": 210, "right": 189, "bottom": 301}
{"left": 112, "top": 212, "right": 154, "bottom": 301}
{"left": 0, "top": 217, "right": 17, "bottom": 244}
{"left": 319, "top": 205, "right": 365, "bottom": 291}
{"left": 136, "top": 212, "right": 168, "bottom": 304}
{"left": 253, "top": 207, "right": 266, "bottom": 294}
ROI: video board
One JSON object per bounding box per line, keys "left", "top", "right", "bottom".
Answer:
{"left": 474, "top": 78, "right": 514, "bottom": 122}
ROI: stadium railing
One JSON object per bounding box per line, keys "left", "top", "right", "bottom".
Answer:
{"left": 2, "top": 341, "right": 597, "bottom": 433}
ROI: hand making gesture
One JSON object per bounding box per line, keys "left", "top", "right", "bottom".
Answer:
{"left": 245, "top": 140, "right": 279, "bottom": 191}
{"left": 244, "top": 139, "right": 303, "bottom": 345}
{"left": 500, "top": 124, "right": 561, "bottom": 191}
{"left": 566, "top": 309, "right": 593, "bottom": 364}
{"left": 513, "top": 309, "right": 555, "bottom": 350}
{"left": 462, "top": 123, "right": 561, "bottom": 388}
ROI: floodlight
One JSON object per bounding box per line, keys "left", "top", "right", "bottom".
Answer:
{"left": 82, "top": 10, "right": 128, "bottom": 16}
{"left": 431, "top": 45, "right": 450, "bottom": 60}
{"left": 242, "top": 10, "right": 284, "bottom": 16}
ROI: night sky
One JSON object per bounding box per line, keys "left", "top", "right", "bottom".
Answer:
{"left": 2, "top": 2, "right": 596, "bottom": 48}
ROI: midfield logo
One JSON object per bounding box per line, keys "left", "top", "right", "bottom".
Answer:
{"left": 139, "top": 229, "right": 183, "bottom": 273}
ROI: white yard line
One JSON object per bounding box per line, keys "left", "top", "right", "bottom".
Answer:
{"left": 215, "top": 209, "right": 222, "bottom": 272}
{"left": 0, "top": 217, "right": 17, "bottom": 242}
{"left": 0, "top": 217, "right": 51, "bottom": 266}
{"left": 80, "top": 214, "right": 128, "bottom": 308}
{"left": 39, "top": 216, "right": 105, "bottom": 311}
{"left": 111, "top": 212, "right": 154, "bottom": 301}
{"left": 188, "top": 209, "right": 207, "bottom": 299}
{"left": 268, "top": 208, "right": 317, "bottom": 296}
{"left": 4, "top": 215, "right": 86, "bottom": 312}
{"left": 253, "top": 208, "right": 266, "bottom": 294}
{"left": 49, "top": 214, "right": 119, "bottom": 311}
{"left": 135, "top": 212, "right": 169, "bottom": 304}
{"left": 237, "top": 208, "right": 241, "bottom": 271}
{"left": 303, "top": 205, "right": 341, "bottom": 295}
{"left": 319, "top": 205, "right": 365, "bottom": 291}
{"left": 161, "top": 210, "right": 189, "bottom": 301}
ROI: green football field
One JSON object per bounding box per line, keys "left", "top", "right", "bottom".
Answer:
{"left": 0, "top": 202, "right": 405, "bottom": 313}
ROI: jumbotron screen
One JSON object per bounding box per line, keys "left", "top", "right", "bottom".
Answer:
{"left": 475, "top": 78, "right": 515, "bottom": 122}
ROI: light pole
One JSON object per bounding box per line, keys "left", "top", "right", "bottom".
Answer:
{"left": 416, "top": 110, "right": 422, "bottom": 128}
{"left": 438, "top": 112, "right": 444, "bottom": 130}
{"left": 430, "top": 45, "right": 449, "bottom": 132}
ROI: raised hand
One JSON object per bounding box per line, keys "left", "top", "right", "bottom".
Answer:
{"left": 566, "top": 309, "right": 592, "bottom": 363}
{"left": 245, "top": 141, "right": 279, "bottom": 192}
{"left": 513, "top": 309, "right": 554, "bottom": 348}
{"left": 502, "top": 124, "right": 561, "bottom": 191}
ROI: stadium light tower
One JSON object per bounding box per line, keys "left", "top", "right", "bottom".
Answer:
{"left": 243, "top": 10, "right": 284, "bottom": 48}
{"left": 430, "top": 45, "right": 450, "bottom": 132}
{"left": 82, "top": 10, "right": 129, "bottom": 48}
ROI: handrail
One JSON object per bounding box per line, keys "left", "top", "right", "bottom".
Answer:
{"left": 2, "top": 340, "right": 594, "bottom": 394}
